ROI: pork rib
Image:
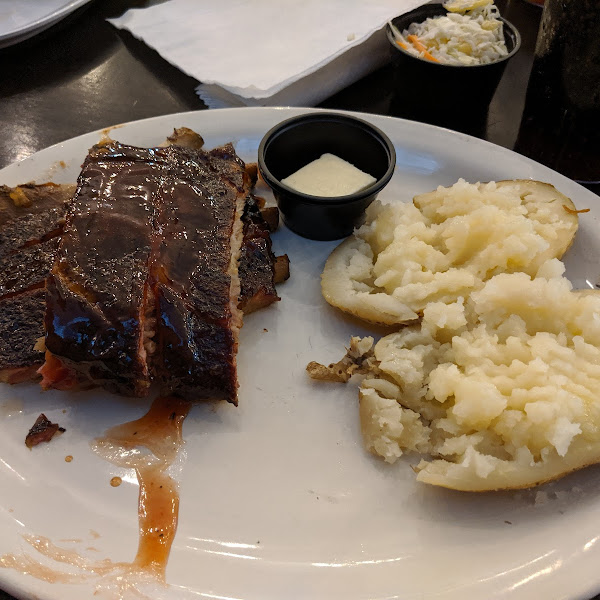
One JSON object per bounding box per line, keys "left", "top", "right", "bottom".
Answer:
{"left": 0, "top": 184, "right": 73, "bottom": 383}
{"left": 0, "top": 183, "right": 73, "bottom": 257}
{"left": 43, "top": 142, "right": 247, "bottom": 403}
{"left": 238, "top": 196, "right": 281, "bottom": 314}
{"left": 43, "top": 144, "right": 158, "bottom": 397}
{"left": 152, "top": 143, "right": 246, "bottom": 403}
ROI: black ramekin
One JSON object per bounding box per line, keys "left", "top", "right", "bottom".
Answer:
{"left": 258, "top": 112, "right": 396, "bottom": 241}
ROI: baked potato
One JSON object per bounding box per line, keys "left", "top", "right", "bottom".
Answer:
{"left": 321, "top": 179, "right": 579, "bottom": 326}
{"left": 357, "top": 261, "right": 600, "bottom": 491}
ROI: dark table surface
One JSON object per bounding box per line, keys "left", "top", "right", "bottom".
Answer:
{"left": 0, "top": 1, "right": 598, "bottom": 599}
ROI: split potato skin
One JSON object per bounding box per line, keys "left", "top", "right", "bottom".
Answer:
{"left": 321, "top": 179, "right": 579, "bottom": 326}
{"left": 357, "top": 262, "right": 600, "bottom": 492}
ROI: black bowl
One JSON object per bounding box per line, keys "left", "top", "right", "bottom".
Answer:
{"left": 386, "top": 4, "right": 521, "bottom": 128}
{"left": 257, "top": 112, "right": 396, "bottom": 241}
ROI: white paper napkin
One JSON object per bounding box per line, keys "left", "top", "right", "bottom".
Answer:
{"left": 109, "top": 0, "right": 428, "bottom": 108}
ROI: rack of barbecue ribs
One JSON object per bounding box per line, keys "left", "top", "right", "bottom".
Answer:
{"left": 0, "top": 183, "right": 74, "bottom": 384}
{"left": 1, "top": 129, "right": 289, "bottom": 403}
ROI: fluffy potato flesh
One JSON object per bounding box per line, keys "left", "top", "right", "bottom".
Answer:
{"left": 321, "top": 179, "right": 578, "bottom": 326}
{"left": 358, "top": 260, "right": 600, "bottom": 491}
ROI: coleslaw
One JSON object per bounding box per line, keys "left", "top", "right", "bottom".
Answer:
{"left": 389, "top": 0, "right": 509, "bottom": 66}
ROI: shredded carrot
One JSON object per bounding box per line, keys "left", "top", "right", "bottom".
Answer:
{"left": 396, "top": 40, "right": 409, "bottom": 51}
{"left": 563, "top": 205, "right": 590, "bottom": 215}
{"left": 407, "top": 34, "right": 440, "bottom": 63}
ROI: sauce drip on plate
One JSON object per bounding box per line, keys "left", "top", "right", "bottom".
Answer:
{"left": 92, "top": 395, "right": 191, "bottom": 580}
{"left": 0, "top": 395, "right": 191, "bottom": 595}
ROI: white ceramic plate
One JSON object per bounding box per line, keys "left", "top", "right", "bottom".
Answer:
{"left": 1, "top": 107, "right": 600, "bottom": 600}
{"left": 0, "top": 0, "right": 91, "bottom": 49}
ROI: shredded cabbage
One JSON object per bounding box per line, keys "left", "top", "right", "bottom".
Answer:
{"left": 390, "top": 2, "right": 509, "bottom": 66}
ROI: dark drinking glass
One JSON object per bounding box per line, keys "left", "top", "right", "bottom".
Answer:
{"left": 515, "top": 0, "right": 600, "bottom": 184}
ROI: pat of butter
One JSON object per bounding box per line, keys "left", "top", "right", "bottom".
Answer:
{"left": 281, "top": 153, "right": 376, "bottom": 197}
